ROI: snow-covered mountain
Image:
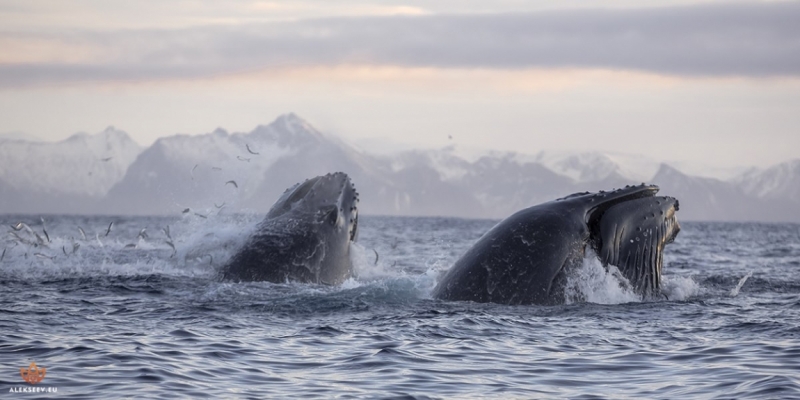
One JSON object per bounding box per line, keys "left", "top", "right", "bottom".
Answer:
{"left": 735, "top": 159, "right": 800, "bottom": 203}
{"left": 531, "top": 151, "right": 660, "bottom": 183}
{"left": 0, "top": 127, "right": 142, "bottom": 213}
{"left": 2, "top": 114, "right": 798, "bottom": 221}
{"left": 102, "top": 114, "right": 485, "bottom": 217}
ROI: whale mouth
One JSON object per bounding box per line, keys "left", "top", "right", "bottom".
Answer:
{"left": 266, "top": 172, "right": 359, "bottom": 242}
{"left": 584, "top": 186, "right": 681, "bottom": 296}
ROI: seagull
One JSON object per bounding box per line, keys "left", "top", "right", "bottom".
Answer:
{"left": 77, "top": 226, "right": 87, "bottom": 241}
{"left": 212, "top": 167, "right": 222, "bottom": 171}
{"left": 191, "top": 164, "right": 198, "bottom": 179}
{"left": 373, "top": 249, "right": 379, "bottom": 265}
{"left": 162, "top": 225, "right": 172, "bottom": 240}
{"left": 237, "top": 156, "right": 250, "bottom": 162}
{"left": 105, "top": 221, "right": 114, "bottom": 237}
{"left": 246, "top": 144, "right": 259, "bottom": 155}
{"left": 194, "top": 212, "right": 207, "bottom": 219}
{"left": 138, "top": 228, "right": 148, "bottom": 240}
{"left": 226, "top": 180, "right": 238, "bottom": 189}
{"left": 1, "top": 248, "right": 5, "bottom": 262}
{"left": 214, "top": 202, "right": 225, "bottom": 209}
{"left": 182, "top": 208, "right": 191, "bottom": 214}
{"left": 101, "top": 157, "right": 113, "bottom": 162}
{"left": 165, "top": 240, "right": 176, "bottom": 258}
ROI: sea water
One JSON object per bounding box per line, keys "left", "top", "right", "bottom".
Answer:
{"left": 1, "top": 214, "right": 798, "bottom": 399}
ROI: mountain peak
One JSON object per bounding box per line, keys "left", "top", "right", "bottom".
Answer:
{"left": 532, "top": 150, "right": 658, "bottom": 183}
{"left": 736, "top": 158, "right": 800, "bottom": 201}
{"left": 273, "top": 113, "right": 318, "bottom": 134}
{"left": 247, "top": 113, "right": 324, "bottom": 148}
{"left": 653, "top": 163, "right": 687, "bottom": 178}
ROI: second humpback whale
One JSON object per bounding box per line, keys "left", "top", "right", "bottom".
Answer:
{"left": 433, "top": 184, "right": 681, "bottom": 305}
{"left": 221, "top": 172, "right": 359, "bottom": 284}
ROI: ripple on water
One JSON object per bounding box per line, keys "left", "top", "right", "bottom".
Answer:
{"left": 1, "top": 218, "right": 799, "bottom": 398}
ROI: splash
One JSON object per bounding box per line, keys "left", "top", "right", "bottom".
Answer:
{"left": 171, "top": 212, "right": 260, "bottom": 270}
{"left": 0, "top": 213, "right": 263, "bottom": 281}
{"left": 564, "top": 256, "right": 641, "bottom": 305}
{"left": 729, "top": 271, "right": 753, "bottom": 297}
{"left": 661, "top": 274, "right": 701, "bottom": 301}
{"left": 564, "top": 254, "right": 700, "bottom": 304}
{"left": 349, "top": 243, "right": 440, "bottom": 298}
{"left": 350, "top": 243, "right": 398, "bottom": 282}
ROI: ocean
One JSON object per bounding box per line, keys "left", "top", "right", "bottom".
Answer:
{"left": 1, "top": 214, "right": 799, "bottom": 399}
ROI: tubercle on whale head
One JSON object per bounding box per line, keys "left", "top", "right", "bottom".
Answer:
{"left": 582, "top": 184, "right": 660, "bottom": 223}
{"left": 265, "top": 172, "right": 358, "bottom": 229}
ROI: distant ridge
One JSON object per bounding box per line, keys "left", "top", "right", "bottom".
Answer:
{"left": 1, "top": 114, "right": 798, "bottom": 222}
{"left": 0, "top": 126, "right": 142, "bottom": 214}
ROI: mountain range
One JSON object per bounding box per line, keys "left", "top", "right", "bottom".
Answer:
{"left": 1, "top": 114, "right": 798, "bottom": 222}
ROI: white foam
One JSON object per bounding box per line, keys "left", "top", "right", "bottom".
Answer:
{"left": 171, "top": 212, "right": 260, "bottom": 269}
{"left": 661, "top": 274, "right": 701, "bottom": 301}
{"left": 350, "top": 243, "right": 399, "bottom": 282}
{"left": 349, "top": 243, "right": 441, "bottom": 299}
{"left": 563, "top": 252, "right": 701, "bottom": 304}
{"left": 564, "top": 256, "right": 642, "bottom": 305}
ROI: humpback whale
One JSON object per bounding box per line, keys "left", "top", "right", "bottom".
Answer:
{"left": 433, "top": 184, "right": 680, "bottom": 305}
{"left": 221, "top": 172, "right": 359, "bottom": 284}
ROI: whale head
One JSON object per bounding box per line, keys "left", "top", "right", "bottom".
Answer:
{"left": 560, "top": 184, "right": 681, "bottom": 296}
{"left": 267, "top": 171, "right": 359, "bottom": 243}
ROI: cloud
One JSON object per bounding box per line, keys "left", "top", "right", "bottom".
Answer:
{"left": 2, "top": 2, "right": 799, "bottom": 88}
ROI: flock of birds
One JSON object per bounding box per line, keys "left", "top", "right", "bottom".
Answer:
{"left": 2, "top": 217, "right": 179, "bottom": 266}
{"left": 3, "top": 141, "right": 409, "bottom": 269}
{"left": 1, "top": 142, "right": 269, "bottom": 266}
{"left": 187, "top": 142, "right": 264, "bottom": 211}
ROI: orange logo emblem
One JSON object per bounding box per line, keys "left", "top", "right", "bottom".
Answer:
{"left": 20, "top": 362, "right": 46, "bottom": 385}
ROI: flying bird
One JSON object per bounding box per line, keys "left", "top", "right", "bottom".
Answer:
{"left": 237, "top": 156, "right": 250, "bottom": 162}
{"left": 162, "top": 225, "right": 172, "bottom": 240}
{"left": 191, "top": 164, "right": 198, "bottom": 179}
{"left": 226, "top": 180, "right": 238, "bottom": 189}
{"left": 105, "top": 221, "right": 114, "bottom": 237}
{"left": 165, "top": 240, "right": 176, "bottom": 258}
{"left": 246, "top": 144, "right": 259, "bottom": 155}
{"left": 40, "top": 217, "right": 50, "bottom": 243}
{"left": 101, "top": 157, "right": 113, "bottom": 162}
{"left": 214, "top": 202, "right": 226, "bottom": 209}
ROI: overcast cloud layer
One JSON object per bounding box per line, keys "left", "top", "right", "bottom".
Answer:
{"left": 2, "top": 2, "right": 800, "bottom": 88}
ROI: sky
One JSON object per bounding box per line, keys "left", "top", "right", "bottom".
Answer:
{"left": 1, "top": 0, "right": 799, "bottom": 174}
